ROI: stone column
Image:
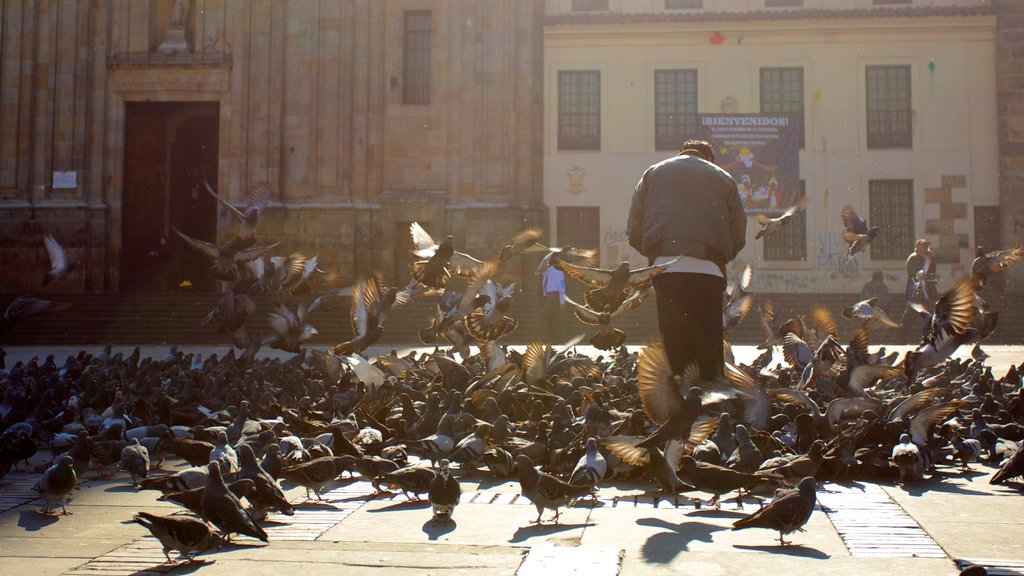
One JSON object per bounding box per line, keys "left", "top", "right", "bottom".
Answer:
{"left": 997, "top": 0, "right": 1024, "bottom": 291}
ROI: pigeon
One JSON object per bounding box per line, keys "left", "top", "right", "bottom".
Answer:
{"left": 408, "top": 222, "right": 486, "bottom": 289}
{"left": 568, "top": 437, "right": 607, "bottom": 495}
{"left": 678, "top": 455, "right": 767, "bottom": 509}
{"left": 201, "top": 462, "right": 268, "bottom": 542}
{"left": 175, "top": 228, "right": 281, "bottom": 281}
{"left": 971, "top": 245, "right": 1023, "bottom": 290}
{"left": 377, "top": 465, "right": 437, "bottom": 501}
{"left": 120, "top": 438, "right": 150, "bottom": 486}
{"left": 42, "top": 234, "right": 79, "bottom": 285}
{"left": 891, "top": 433, "right": 925, "bottom": 484}
{"left": 755, "top": 196, "right": 808, "bottom": 240}
{"left": 428, "top": 459, "right": 461, "bottom": 522}
{"left": 842, "top": 297, "right": 900, "bottom": 329}
{"left": 1, "top": 295, "right": 70, "bottom": 333}
{"left": 603, "top": 344, "right": 707, "bottom": 466}
{"left": 498, "top": 228, "right": 544, "bottom": 262}
{"left": 209, "top": 431, "right": 238, "bottom": 474}
{"left": 840, "top": 205, "right": 879, "bottom": 261}
{"left": 904, "top": 277, "right": 976, "bottom": 379}
{"left": 36, "top": 454, "right": 77, "bottom": 515}
{"left": 161, "top": 479, "right": 256, "bottom": 521}
{"left": 564, "top": 293, "right": 642, "bottom": 351}
{"left": 557, "top": 259, "right": 673, "bottom": 314}
{"left": 203, "top": 180, "right": 270, "bottom": 243}
{"left": 732, "top": 476, "right": 817, "bottom": 545}
{"left": 331, "top": 276, "right": 384, "bottom": 356}
{"left": 990, "top": 444, "right": 1024, "bottom": 486}
{"left": 516, "top": 454, "right": 591, "bottom": 524}
{"left": 132, "top": 512, "right": 225, "bottom": 564}
{"left": 279, "top": 456, "right": 351, "bottom": 500}
{"left": 236, "top": 444, "right": 294, "bottom": 520}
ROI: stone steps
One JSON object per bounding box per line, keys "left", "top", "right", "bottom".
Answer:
{"left": 2, "top": 291, "right": 1021, "bottom": 345}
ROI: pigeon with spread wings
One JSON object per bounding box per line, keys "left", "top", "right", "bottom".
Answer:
{"left": 564, "top": 292, "right": 642, "bottom": 351}
{"left": 42, "top": 234, "right": 79, "bottom": 286}
{"left": 203, "top": 180, "right": 270, "bottom": 247}
{"left": 557, "top": 259, "right": 674, "bottom": 313}
{"left": 534, "top": 244, "right": 598, "bottom": 275}
{"left": 408, "top": 222, "right": 486, "bottom": 289}
{"left": 840, "top": 205, "right": 879, "bottom": 261}
{"left": 755, "top": 196, "right": 808, "bottom": 240}
{"left": 175, "top": 228, "right": 280, "bottom": 281}
{"left": 332, "top": 276, "right": 384, "bottom": 356}
{"left": 903, "top": 277, "right": 976, "bottom": 379}
{"left": 971, "top": 244, "right": 1023, "bottom": 290}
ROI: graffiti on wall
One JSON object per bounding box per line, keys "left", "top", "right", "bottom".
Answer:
{"left": 815, "top": 230, "right": 859, "bottom": 279}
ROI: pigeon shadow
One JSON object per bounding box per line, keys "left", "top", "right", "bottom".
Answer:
{"left": 636, "top": 517, "right": 726, "bottom": 563}
{"left": 508, "top": 522, "right": 592, "bottom": 544}
{"left": 367, "top": 499, "right": 431, "bottom": 513}
{"left": 685, "top": 508, "right": 747, "bottom": 519}
{"left": 127, "top": 558, "right": 213, "bottom": 575}
{"left": 17, "top": 510, "right": 61, "bottom": 531}
{"left": 900, "top": 475, "right": 990, "bottom": 497}
{"left": 421, "top": 517, "right": 457, "bottom": 540}
{"left": 733, "top": 543, "right": 829, "bottom": 559}
{"left": 292, "top": 500, "right": 340, "bottom": 510}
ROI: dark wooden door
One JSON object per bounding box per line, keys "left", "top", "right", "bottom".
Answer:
{"left": 556, "top": 206, "right": 600, "bottom": 302}
{"left": 121, "top": 102, "right": 218, "bottom": 292}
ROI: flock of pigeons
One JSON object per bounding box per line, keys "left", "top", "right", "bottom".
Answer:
{"left": 2, "top": 186, "right": 1024, "bottom": 569}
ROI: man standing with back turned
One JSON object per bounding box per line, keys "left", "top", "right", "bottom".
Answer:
{"left": 626, "top": 139, "right": 747, "bottom": 381}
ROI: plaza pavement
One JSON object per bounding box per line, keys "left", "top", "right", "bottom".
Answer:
{"left": 1, "top": 343, "right": 1023, "bottom": 576}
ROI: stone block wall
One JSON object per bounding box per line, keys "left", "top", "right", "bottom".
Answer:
{"left": 997, "top": 0, "right": 1024, "bottom": 291}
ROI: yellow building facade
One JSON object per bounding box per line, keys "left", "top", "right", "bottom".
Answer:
{"left": 543, "top": 0, "right": 1008, "bottom": 293}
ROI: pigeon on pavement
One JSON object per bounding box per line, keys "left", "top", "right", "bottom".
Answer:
{"left": 732, "top": 476, "right": 817, "bottom": 545}
{"left": 132, "top": 511, "right": 225, "bottom": 564}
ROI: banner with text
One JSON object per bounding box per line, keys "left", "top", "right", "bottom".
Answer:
{"left": 699, "top": 114, "right": 800, "bottom": 214}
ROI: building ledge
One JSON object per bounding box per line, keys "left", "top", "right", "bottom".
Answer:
{"left": 545, "top": 6, "right": 995, "bottom": 26}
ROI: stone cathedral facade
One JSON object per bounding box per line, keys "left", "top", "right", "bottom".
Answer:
{"left": 0, "top": 0, "right": 545, "bottom": 294}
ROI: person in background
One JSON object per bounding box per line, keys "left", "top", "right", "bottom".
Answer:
{"left": 860, "top": 270, "right": 891, "bottom": 313}
{"left": 541, "top": 260, "right": 566, "bottom": 343}
{"left": 626, "top": 138, "right": 747, "bottom": 381}
{"left": 905, "top": 238, "right": 937, "bottom": 306}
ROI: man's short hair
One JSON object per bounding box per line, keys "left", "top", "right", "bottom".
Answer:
{"left": 679, "top": 139, "right": 715, "bottom": 163}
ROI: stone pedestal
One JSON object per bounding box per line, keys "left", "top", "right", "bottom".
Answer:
{"left": 158, "top": 28, "right": 188, "bottom": 55}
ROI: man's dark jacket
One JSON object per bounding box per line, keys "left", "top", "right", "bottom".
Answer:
{"left": 626, "top": 153, "right": 747, "bottom": 274}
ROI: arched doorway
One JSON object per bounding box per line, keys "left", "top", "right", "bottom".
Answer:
{"left": 121, "top": 102, "right": 219, "bottom": 292}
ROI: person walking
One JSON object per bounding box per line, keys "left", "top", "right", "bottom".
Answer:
{"left": 626, "top": 139, "right": 747, "bottom": 381}
{"left": 541, "top": 261, "right": 566, "bottom": 343}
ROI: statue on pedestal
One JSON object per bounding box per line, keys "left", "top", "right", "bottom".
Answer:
{"left": 159, "top": 0, "right": 191, "bottom": 55}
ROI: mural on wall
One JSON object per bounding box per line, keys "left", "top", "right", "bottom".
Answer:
{"left": 700, "top": 114, "right": 801, "bottom": 214}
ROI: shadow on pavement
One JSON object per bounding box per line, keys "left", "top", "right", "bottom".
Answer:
{"left": 636, "top": 517, "right": 726, "bottom": 563}
{"left": 422, "top": 517, "right": 457, "bottom": 540}
{"left": 733, "top": 543, "right": 830, "bottom": 559}
{"left": 685, "top": 508, "right": 747, "bottom": 519}
{"left": 508, "top": 522, "right": 592, "bottom": 543}
{"left": 17, "top": 509, "right": 61, "bottom": 531}
{"left": 368, "top": 499, "right": 431, "bottom": 513}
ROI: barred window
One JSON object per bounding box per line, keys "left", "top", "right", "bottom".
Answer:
{"left": 760, "top": 67, "right": 804, "bottom": 148}
{"left": 572, "top": 0, "right": 609, "bottom": 10}
{"left": 869, "top": 180, "right": 915, "bottom": 260}
{"left": 655, "top": 70, "right": 698, "bottom": 151}
{"left": 558, "top": 71, "right": 601, "bottom": 151}
{"left": 866, "top": 65, "right": 912, "bottom": 149}
{"left": 403, "top": 11, "right": 431, "bottom": 105}
{"left": 763, "top": 182, "right": 807, "bottom": 261}
{"left": 765, "top": 0, "right": 803, "bottom": 8}
{"left": 666, "top": 0, "right": 703, "bottom": 8}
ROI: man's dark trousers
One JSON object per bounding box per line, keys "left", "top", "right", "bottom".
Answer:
{"left": 653, "top": 272, "right": 726, "bottom": 381}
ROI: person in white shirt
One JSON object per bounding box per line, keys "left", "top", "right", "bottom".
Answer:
{"left": 541, "top": 262, "right": 566, "bottom": 343}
